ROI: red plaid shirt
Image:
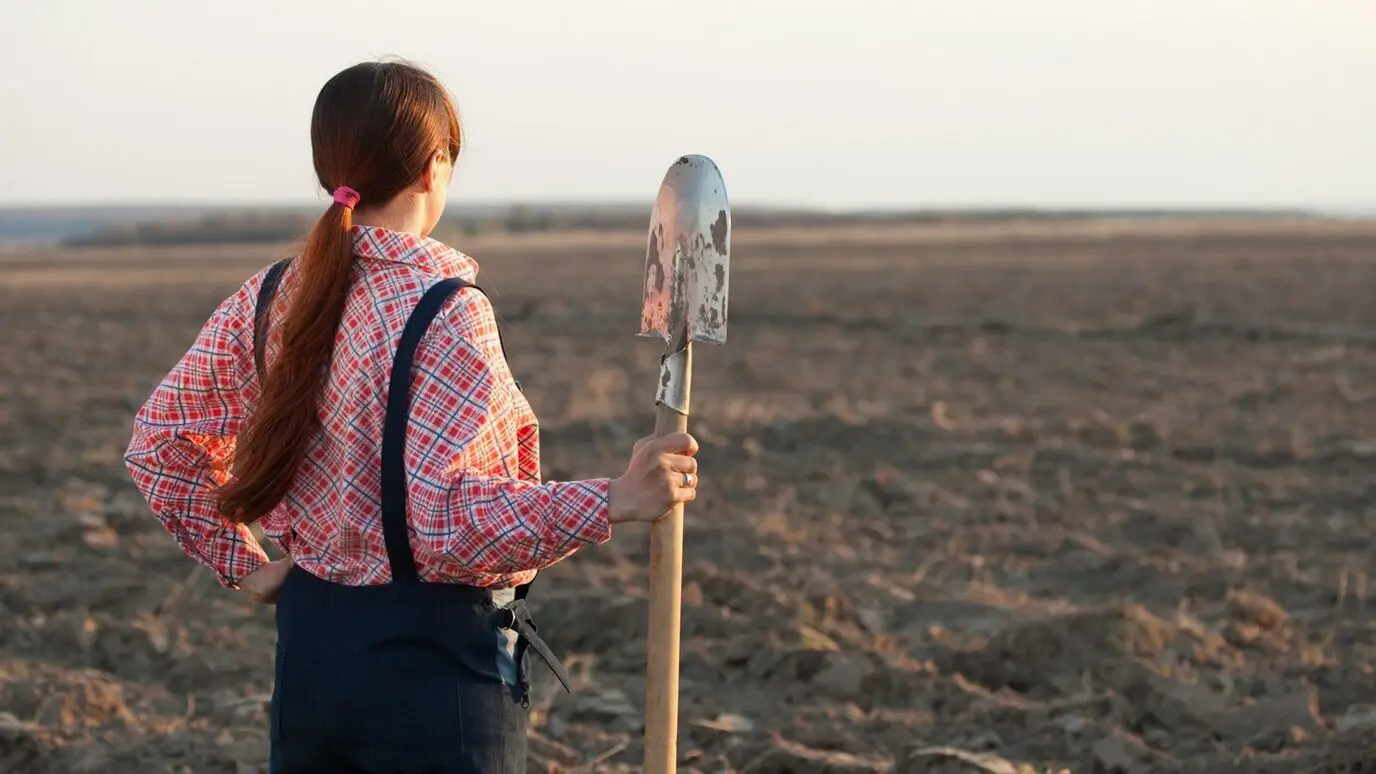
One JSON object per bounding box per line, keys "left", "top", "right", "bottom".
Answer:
{"left": 124, "top": 226, "right": 612, "bottom": 589}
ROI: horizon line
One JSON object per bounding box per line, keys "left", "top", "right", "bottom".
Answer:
{"left": 2, "top": 200, "right": 1370, "bottom": 217}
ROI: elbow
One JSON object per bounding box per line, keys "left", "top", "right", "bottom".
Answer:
{"left": 122, "top": 436, "right": 142, "bottom": 473}
{"left": 122, "top": 428, "right": 155, "bottom": 486}
{"left": 122, "top": 435, "right": 144, "bottom": 483}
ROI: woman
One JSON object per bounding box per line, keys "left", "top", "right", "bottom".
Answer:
{"left": 124, "top": 60, "right": 699, "bottom": 773}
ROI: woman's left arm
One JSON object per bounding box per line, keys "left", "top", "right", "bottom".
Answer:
{"left": 124, "top": 281, "right": 270, "bottom": 589}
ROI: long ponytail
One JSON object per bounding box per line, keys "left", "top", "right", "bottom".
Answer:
{"left": 214, "top": 59, "right": 462, "bottom": 525}
{"left": 218, "top": 202, "right": 357, "bottom": 524}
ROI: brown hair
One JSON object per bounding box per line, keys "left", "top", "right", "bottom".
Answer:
{"left": 218, "top": 60, "right": 462, "bottom": 524}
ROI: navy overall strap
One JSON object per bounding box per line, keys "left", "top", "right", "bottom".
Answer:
{"left": 252, "top": 258, "right": 291, "bottom": 380}
{"left": 380, "top": 278, "right": 476, "bottom": 582}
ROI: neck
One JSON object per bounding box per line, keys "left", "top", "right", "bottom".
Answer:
{"left": 351, "top": 194, "right": 431, "bottom": 237}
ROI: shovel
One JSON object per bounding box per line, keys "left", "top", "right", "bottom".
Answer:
{"left": 638, "top": 154, "right": 730, "bottom": 773}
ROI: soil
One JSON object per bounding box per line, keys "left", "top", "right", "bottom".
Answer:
{"left": 2, "top": 219, "right": 1375, "bottom": 773}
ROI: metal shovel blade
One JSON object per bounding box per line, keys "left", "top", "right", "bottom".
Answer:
{"left": 638, "top": 155, "right": 730, "bottom": 346}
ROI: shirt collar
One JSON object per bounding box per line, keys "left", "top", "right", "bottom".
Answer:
{"left": 350, "top": 225, "right": 479, "bottom": 282}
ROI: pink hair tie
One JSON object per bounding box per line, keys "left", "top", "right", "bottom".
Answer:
{"left": 332, "top": 186, "right": 361, "bottom": 209}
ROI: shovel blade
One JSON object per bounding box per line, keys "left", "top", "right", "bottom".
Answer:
{"left": 638, "top": 155, "right": 730, "bottom": 346}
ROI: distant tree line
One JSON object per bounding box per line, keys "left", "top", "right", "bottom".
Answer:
{"left": 65, "top": 213, "right": 318, "bottom": 247}
{"left": 61, "top": 206, "right": 1311, "bottom": 248}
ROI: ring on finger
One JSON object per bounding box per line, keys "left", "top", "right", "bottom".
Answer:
{"left": 681, "top": 472, "right": 695, "bottom": 488}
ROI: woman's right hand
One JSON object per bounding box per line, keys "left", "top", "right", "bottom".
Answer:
{"left": 608, "top": 432, "right": 700, "bottom": 524}
{"left": 238, "top": 556, "right": 295, "bottom": 605}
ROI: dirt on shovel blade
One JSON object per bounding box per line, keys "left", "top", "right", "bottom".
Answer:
{"left": 2, "top": 219, "right": 1375, "bottom": 772}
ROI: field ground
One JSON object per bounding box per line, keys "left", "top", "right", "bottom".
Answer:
{"left": 2, "top": 219, "right": 1375, "bottom": 772}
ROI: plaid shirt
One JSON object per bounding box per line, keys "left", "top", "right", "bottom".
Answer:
{"left": 125, "top": 226, "right": 611, "bottom": 589}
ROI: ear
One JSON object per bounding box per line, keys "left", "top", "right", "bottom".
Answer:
{"left": 422, "top": 150, "right": 447, "bottom": 194}
{"left": 421, "top": 158, "right": 436, "bottom": 194}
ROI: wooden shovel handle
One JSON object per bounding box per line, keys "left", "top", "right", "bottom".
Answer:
{"left": 643, "top": 345, "right": 692, "bottom": 773}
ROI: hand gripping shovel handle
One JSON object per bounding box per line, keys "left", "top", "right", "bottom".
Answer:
{"left": 644, "top": 334, "right": 691, "bottom": 773}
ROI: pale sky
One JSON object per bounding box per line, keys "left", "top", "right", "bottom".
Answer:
{"left": 2, "top": 0, "right": 1373, "bottom": 210}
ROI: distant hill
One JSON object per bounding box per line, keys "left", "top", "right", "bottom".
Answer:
{"left": 0, "top": 203, "right": 1328, "bottom": 249}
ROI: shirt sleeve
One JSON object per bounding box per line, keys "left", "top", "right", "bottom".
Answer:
{"left": 404, "top": 289, "right": 612, "bottom": 576}
{"left": 124, "top": 279, "right": 270, "bottom": 588}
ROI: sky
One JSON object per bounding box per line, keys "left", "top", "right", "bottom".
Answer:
{"left": 1, "top": 0, "right": 1373, "bottom": 211}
